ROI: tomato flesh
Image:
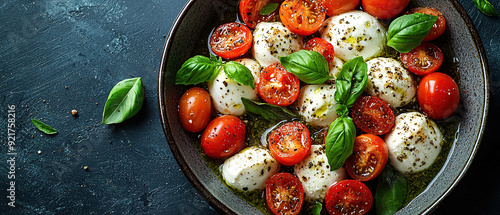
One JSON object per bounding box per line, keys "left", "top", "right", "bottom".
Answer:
{"left": 258, "top": 63, "right": 300, "bottom": 106}
{"left": 268, "top": 122, "right": 311, "bottom": 166}
{"left": 345, "top": 134, "right": 388, "bottom": 181}
{"left": 201, "top": 115, "right": 246, "bottom": 159}
{"left": 209, "top": 22, "right": 252, "bottom": 59}
{"left": 362, "top": 0, "right": 410, "bottom": 19}
{"left": 266, "top": 172, "right": 304, "bottom": 215}
{"left": 410, "top": 7, "right": 446, "bottom": 41}
{"left": 326, "top": 180, "right": 373, "bottom": 215}
{"left": 178, "top": 87, "right": 212, "bottom": 132}
{"left": 279, "top": 0, "right": 326, "bottom": 36}
{"left": 239, "top": 0, "right": 279, "bottom": 29}
{"left": 401, "top": 42, "right": 443, "bottom": 76}
{"left": 320, "top": 0, "right": 360, "bottom": 16}
{"left": 417, "top": 72, "right": 460, "bottom": 120}
{"left": 351, "top": 96, "right": 395, "bottom": 135}
{"left": 304, "top": 37, "right": 335, "bottom": 66}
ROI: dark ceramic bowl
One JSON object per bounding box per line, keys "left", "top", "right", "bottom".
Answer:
{"left": 158, "top": 0, "right": 489, "bottom": 214}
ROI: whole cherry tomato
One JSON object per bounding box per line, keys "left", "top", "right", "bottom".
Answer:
{"left": 417, "top": 72, "right": 460, "bottom": 120}
{"left": 362, "top": 0, "right": 410, "bottom": 19}
{"left": 201, "top": 115, "right": 246, "bottom": 159}
{"left": 409, "top": 7, "right": 446, "bottom": 41}
{"left": 178, "top": 87, "right": 212, "bottom": 132}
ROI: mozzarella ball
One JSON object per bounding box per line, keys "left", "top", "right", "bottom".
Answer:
{"left": 320, "top": 11, "right": 386, "bottom": 61}
{"left": 222, "top": 147, "right": 281, "bottom": 191}
{"left": 384, "top": 112, "right": 443, "bottom": 174}
{"left": 365, "top": 57, "right": 417, "bottom": 107}
{"left": 293, "top": 84, "right": 339, "bottom": 127}
{"left": 294, "top": 145, "right": 347, "bottom": 201}
{"left": 252, "top": 22, "right": 304, "bottom": 67}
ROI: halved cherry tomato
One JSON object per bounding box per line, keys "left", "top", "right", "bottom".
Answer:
{"left": 361, "top": 0, "right": 409, "bottom": 19}
{"left": 266, "top": 172, "right": 304, "bottom": 215}
{"left": 351, "top": 96, "right": 395, "bottom": 135}
{"left": 178, "top": 87, "right": 212, "bottom": 132}
{"left": 400, "top": 42, "right": 443, "bottom": 76}
{"left": 279, "top": 0, "right": 326, "bottom": 36}
{"left": 268, "top": 122, "right": 311, "bottom": 166}
{"left": 258, "top": 63, "right": 300, "bottom": 106}
{"left": 201, "top": 115, "right": 246, "bottom": 159}
{"left": 209, "top": 22, "right": 252, "bottom": 59}
{"left": 320, "top": 0, "right": 360, "bottom": 16}
{"left": 410, "top": 7, "right": 446, "bottom": 41}
{"left": 239, "top": 0, "right": 279, "bottom": 29}
{"left": 325, "top": 180, "right": 373, "bottom": 215}
{"left": 304, "top": 37, "right": 335, "bottom": 66}
{"left": 345, "top": 134, "right": 388, "bottom": 181}
{"left": 417, "top": 72, "right": 460, "bottom": 120}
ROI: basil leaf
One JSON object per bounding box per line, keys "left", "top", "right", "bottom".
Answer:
{"left": 334, "top": 56, "right": 368, "bottom": 108}
{"left": 241, "top": 97, "right": 297, "bottom": 121}
{"left": 259, "top": 2, "right": 279, "bottom": 15}
{"left": 279, "top": 50, "right": 332, "bottom": 84}
{"left": 31, "top": 119, "right": 58, "bottom": 134}
{"left": 375, "top": 166, "right": 407, "bottom": 215}
{"left": 387, "top": 13, "right": 438, "bottom": 53}
{"left": 223, "top": 61, "right": 255, "bottom": 89}
{"left": 102, "top": 77, "right": 145, "bottom": 124}
{"left": 175, "top": 55, "right": 221, "bottom": 85}
{"left": 324, "top": 116, "right": 356, "bottom": 171}
{"left": 311, "top": 201, "right": 322, "bottom": 215}
{"left": 474, "top": 0, "right": 499, "bottom": 16}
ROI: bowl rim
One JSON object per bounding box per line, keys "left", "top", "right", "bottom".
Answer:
{"left": 157, "top": 0, "right": 490, "bottom": 214}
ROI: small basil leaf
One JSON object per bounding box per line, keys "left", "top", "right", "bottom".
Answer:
{"left": 175, "top": 55, "right": 220, "bottom": 85}
{"left": 241, "top": 97, "right": 297, "bottom": 121}
{"left": 375, "top": 166, "right": 408, "bottom": 215}
{"left": 223, "top": 61, "right": 255, "bottom": 89}
{"left": 279, "top": 50, "right": 332, "bottom": 84}
{"left": 334, "top": 56, "right": 368, "bottom": 108}
{"left": 259, "top": 2, "right": 279, "bottom": 15}
{"left": 324, "top": 116, "right": 356, "bottom": 171}
{"left": 311, "top": 201, "right": 322, "bottom": 215}
{"left": 387, "top": 13, "right": 438, "bottom": 53}
{"left": 474, "top": 0, "right": 499, "bottom": 16}
{"left": 31, "top": 119, "right": 58, "bottom": 134}
{"left": 102, "top": 77, "right": 145, "bottom": 124}
{"left": 335, "top": 104, "right": 349, "bottom": 117}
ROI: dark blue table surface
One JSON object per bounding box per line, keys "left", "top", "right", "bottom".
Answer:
{"left": 1, "top": 0, "right": 499, "bottom": 214}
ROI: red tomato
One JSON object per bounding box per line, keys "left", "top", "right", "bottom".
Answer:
{"left": 209, "top": 22, "right": 252, "bottom": 59}
{"left": 239, "top": 0, "right": 279, "bottom": 29}
{"left": 325, "top": 180, "right": 373, "bottom": 215}
{"left": 417, "top": 72, "right": 460, "bottom": 120}
{"left": 268, "top": 122, "right": 311, "bottom": 166}
{"left": 410, "top": 7, "right": 446, "bottom": 41}
{"left": 178, "top": 87, "right": 212, "bottom": 132}
{"left": 345, "top": 134, "right": 388, "bottom": 181}
{"left": 351, "top": 96, "right": 395, "bottom": 135}
{"left": 400, "top": 42, "right": 443, "bottom": 76}
{"left": 279, "top": 0, "right": 326, "bottom": 36}
{"left": 320, "top": 0, "right": 360, "bottom": 16}
{"left": 304, "top": 37, "right": 335, "bottom": 66}
{"left": 258, "top": 63, "right": 300, "bottom": 106}
{"left": 201, "top": 115, "right": 246, "bottom": 159}
{"left": 266, "top": 172, "right": 304, "bottom": 215}
{"left": 362, "top": 0, "right": 409, "bottom": 19}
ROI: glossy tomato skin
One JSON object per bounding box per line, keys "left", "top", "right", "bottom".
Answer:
{"left": 410, "top": 7, "right": 446, "bottom": 41}
{"left": 266, "top": 172, "right": 304, "bottom": 215}
{"left": 362, "top": 0, "right": 410, "bottom": 19}
{"left": 400, "top": 42, "right": 443, "bottom": 76}
{"left": 345, "top": 134, "right": 388, "bottom": 181}
{"left": 417, "top": 72, "right": 460, "bottom": 120}
{"left": 268, "top": 122, "right": 311, "bottom": 166}
{"left": 209, "top": 22, "right": 252, "bottom": 59}
{"left": 178, "top": 87, "right": 212, "bottom": 132}
{"left": 258, "top": 63, "right": 300, "bottom": 106}
{"left": 304, "top": 37, "right": 335, "bottom": 66}
{"left": 239, "top": 0, "right": 279, "bottom": 29}
{"left": 351, "top": 96, "right": 395, "bottom": 135}
{"left": 279, "top": 0, "right": 326, "bottom": 36}
{"left": 326, "top": 180, "right": 373, "bottom": 215}
{"left": 201, "top": 115, "right": 246, "bottom": 159}
{"left": 320, "top": 0, "right": 360, "bottom": 16}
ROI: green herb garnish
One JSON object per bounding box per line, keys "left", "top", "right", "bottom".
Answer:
{"left": 279, "top": 50, "right": 332, "bottom": 84}
{"left": 474, "top": 0, "right": 499, "bottom": 16}
{"left": 387, "top": 13, "right": 438, "bottom": 53}
{"left": 31, "top": 119, "right": 58, "bottom": 134}
{"left": 102, "top": 77, "right": 144, "bottom": 124}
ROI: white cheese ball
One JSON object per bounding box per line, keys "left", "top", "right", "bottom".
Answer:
{"left": 293, "top": 84, "right": 339, "bottom": 127}
{"left": 222, "top": 147, "right": 281, "bottom": 191}
{"left": 384, "top": 112, "right": 443, "bottom": 174}
{"left": 294, "top": 145, "right": 347, "bottom": 201}
{"left": 320, "top": 11, "right": 386, "bottom": 61}
{"left": 252, "top": 22, "right": 304, "bottom": 67}
{"left": 207, "top": 59, "right": 260, "bottom": 116}
{"left": 365, "top": 57, "right": 417, "bottom": 107}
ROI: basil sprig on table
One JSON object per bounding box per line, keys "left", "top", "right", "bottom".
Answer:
{"left": 259, "top": 2, "right": 279, "bottom": 15}
{"left": 387, "top": 13, "right": 438, "bottom": 53}
{"left": 175, "top": 55, "right": 255, "bottom": 88}
{"left": 279, "top": 50, "right": 332, "bottom": 84}
{"left": 102, "top": 77, "right": 145, "bottom": 124}
{"left": 241, "top": 97, "right": 297, "bottom": 121}
{"left": 31, "top": 119, "right": 58, "bottom": 134}
{"left": 325, "top": 57, "right": 368, "bottom": 171}
{"left": 474, "top": 0, "right": 499, "bottom": 16}
{"left": 375, "top": 166, "right": 408, "bottom": 215}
